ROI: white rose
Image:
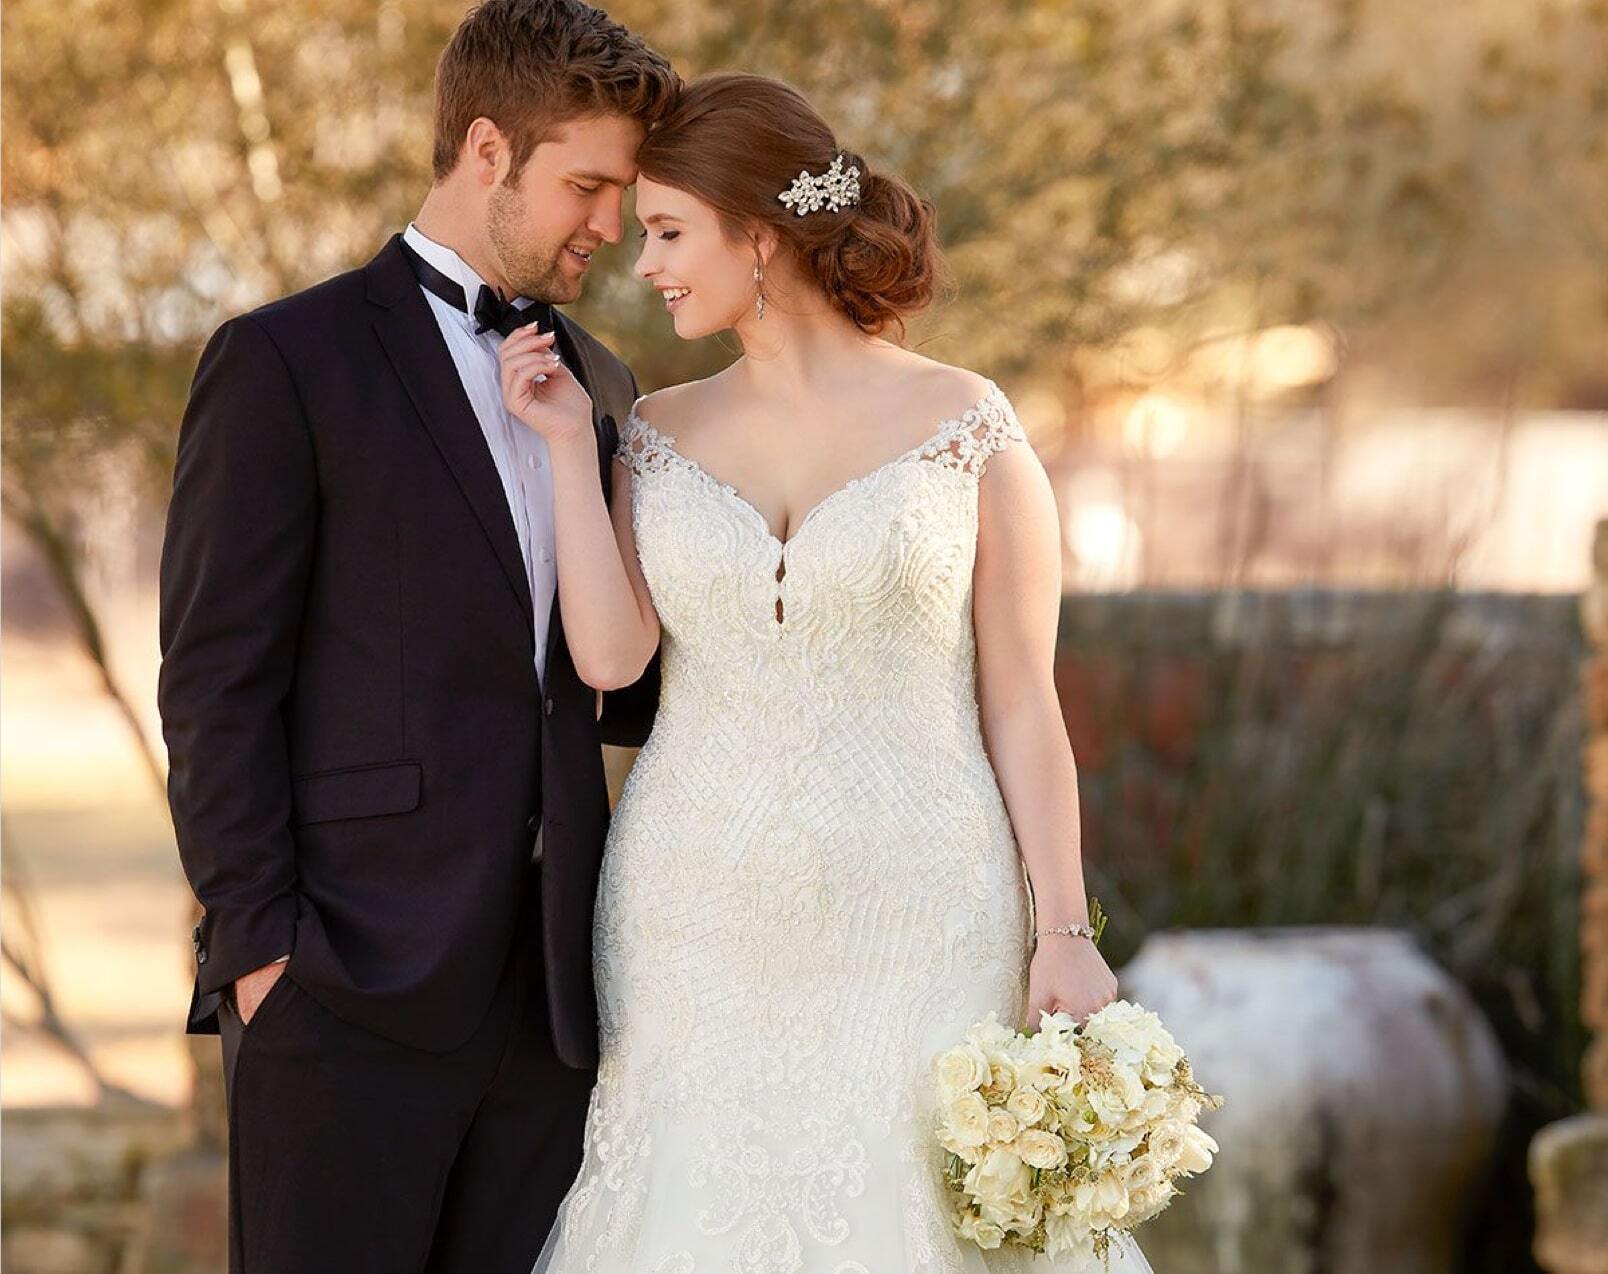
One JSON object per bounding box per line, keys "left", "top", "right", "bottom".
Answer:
{"left": 1000, "top": 1198, "right": 1044, "bottom": 1236}
{"left": 1013, "top": 1129, "right": 1070, "bottom": 1171}
{"left": 1175, "top": 1124, "right": 1218, "bottom": 1175}
{"left": 981, "top": 1057, "right": 1019, "bottom": 1103}
{"left": 1073, "top": 1173, "right": 1132, "bottom": 1225}
{"left": 942, "top": 1092, "right": 992, "bottom": 1148}
{"left": 1083, "top": 1001, "right": 1177, "bottom": 1072}
{"left": 1143, "top": 1038, "right": 1185, "bottom": 1086}
{"left": 935, "top": 1043, "right": 992, "bottom": 1103}
{"left": 1086, "top": 1060, "right": 1146, "bottom": 1125}
{"left": 1138, "top": 1086, "right": 1173, "bottom": 1124}
{"left": 965, "top": 1011, "right": 1017, "bottom": 1054}
{"left": 1006, "top": 1085, "right": 1048, "bottom": 1126}
{"left": 988, "top": 1109, "right": 1022, "bottom": 1143}
{"left": 1036, "top": 1007, "right": 1079, "bottom": 1041}
{"left": 964, "top": 1147, "right": 1036, "bottom": 1218}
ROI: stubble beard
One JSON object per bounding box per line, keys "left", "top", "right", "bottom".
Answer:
{"left": 487, "top": 179, "right": 580, "bottom": 305}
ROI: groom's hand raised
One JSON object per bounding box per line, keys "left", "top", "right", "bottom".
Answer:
{"left": 498, "top": 328, "right": 594, "bottom": 447}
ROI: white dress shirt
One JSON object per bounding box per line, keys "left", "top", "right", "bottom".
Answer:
{"left": 403, "top": 224, "right": 559, "bottom": 867}
{"left": 402, "top": 221, "right": 561, "bottom": 692}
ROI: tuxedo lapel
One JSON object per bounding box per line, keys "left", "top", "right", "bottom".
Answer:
{"left": 543, "top": 309, "right": 609, "bottom": 682}
{"left": 365, "top": 236, "right": 536, "bottom": 635}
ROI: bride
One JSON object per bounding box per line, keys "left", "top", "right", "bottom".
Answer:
{"left": 498, "top": 71, "right": 1153, "bottom": 1274}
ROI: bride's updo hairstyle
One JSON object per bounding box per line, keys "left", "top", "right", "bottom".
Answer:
{"left": 635, "top": 72, "right": 942, "bottom": 339}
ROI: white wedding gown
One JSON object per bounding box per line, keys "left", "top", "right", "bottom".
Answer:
{"left": 531, "top": 382, "right": 1154, "bottom": 1273}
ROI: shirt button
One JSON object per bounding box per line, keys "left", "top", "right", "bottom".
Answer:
{"left": 539, "top": 547, "right": 552, "bottom": 563}
{"left": 526, "top": 453, "right": 542, "bottom": 470}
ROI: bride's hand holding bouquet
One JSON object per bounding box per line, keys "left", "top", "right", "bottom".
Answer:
{"left": 934, "top": 899, "right": 1224, "bottom": 1266}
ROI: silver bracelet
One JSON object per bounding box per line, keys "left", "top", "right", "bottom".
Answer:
{"left": 1034, "top": 922, "right": 1097, "bottom": 941}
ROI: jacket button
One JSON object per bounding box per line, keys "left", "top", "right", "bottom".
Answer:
{"left": 526, "top": 812, "right": 541, "bottom": 833}
{"left": 544, "top": 697, "right": 555, "bottom": 716}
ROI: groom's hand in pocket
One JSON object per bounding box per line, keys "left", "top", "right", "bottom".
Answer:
{"left": 233, "top": 960, "right": 287, "bottom": 1025}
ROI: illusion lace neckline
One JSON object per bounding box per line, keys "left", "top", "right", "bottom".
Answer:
{"left": 624, "top": 380, "right": 1004, "bottom": 551}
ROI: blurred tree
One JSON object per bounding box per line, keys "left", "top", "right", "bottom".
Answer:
{"left": 3, "top": 0, "right": 1605, "bottom": 1128}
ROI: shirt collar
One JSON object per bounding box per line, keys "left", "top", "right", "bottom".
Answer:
{"left": 402, "top": 222, "right": 535, "bottom": 321}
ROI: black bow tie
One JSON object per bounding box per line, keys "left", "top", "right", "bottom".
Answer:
{"left": 399, "top": 236, "right": 554, "bottom": 339}
{"left": 471, "top": 284, "right": 551, "bottom": 339}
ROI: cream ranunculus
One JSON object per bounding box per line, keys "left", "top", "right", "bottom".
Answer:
{"left": 1123, "top": 1181, "right": 1176, "bottom": 1224}
{"left": 1124, "top": 1153, "right": 1163, "bottom": 1193}
{"left": 1013, "top": 1129, "right": 1070, "bottom": 1171}
{"left": 935, "top": 1042, "right": 992, "bottom": 1103}
{"left": 1144, "top": 1119, "right": 1186, "bottom": 1168}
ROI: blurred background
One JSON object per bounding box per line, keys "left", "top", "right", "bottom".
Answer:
{"left": 3, "top": 0, "right": 1607, "bottom": 1270}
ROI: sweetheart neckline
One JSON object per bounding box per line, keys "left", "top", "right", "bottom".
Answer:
{"left": 623, "top": 380, "right": 1004, "bottom": 553}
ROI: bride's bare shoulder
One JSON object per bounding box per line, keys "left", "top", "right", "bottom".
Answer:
{"left": 630, "top": 376, "right": 725, "bottom": 434}
{"left": 881, "top": 353, "right": 996, "bottom": 418}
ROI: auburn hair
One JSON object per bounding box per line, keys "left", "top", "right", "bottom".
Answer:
{"left": 635, "top": 72, "right": 943, "bottom": 339}
{"left": 432, "top": 0, "right": 680, "bottom": 182}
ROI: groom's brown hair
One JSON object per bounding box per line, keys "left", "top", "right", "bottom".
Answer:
{"left": 432, "top": 0, "right": 679, "bottom": 182}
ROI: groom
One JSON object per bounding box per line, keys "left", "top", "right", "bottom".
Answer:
{"left": 157, "top": 2, "right": 675, "bottom": 1269}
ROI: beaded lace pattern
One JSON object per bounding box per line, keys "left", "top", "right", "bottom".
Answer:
{"left": 531, "top": 383, "right": 1153, "bottom": 1274}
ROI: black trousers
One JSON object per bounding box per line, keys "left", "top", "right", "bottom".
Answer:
{"left": 217, "top": 858, "right": 596, "bottom": 1273}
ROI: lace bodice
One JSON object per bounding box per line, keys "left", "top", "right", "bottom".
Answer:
{"left": 616, "top": 379, "right": 1025, "bottom": 675}
{"left": 531, "top": 382, "right": 1153, "bottom": 1274}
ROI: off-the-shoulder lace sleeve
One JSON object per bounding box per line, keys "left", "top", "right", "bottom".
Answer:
{"left": 614, "top": 402, "right": 674, "bottom": 480}
{"left": 915, "top": 382, "right": 1028, "bottom": 478}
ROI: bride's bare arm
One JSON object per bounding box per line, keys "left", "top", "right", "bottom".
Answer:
{"left": 972, "top": 436, "right": 1118, "bottom": 1022}
{"left": 498, "top": 327, "right": 660, "bottom": 690}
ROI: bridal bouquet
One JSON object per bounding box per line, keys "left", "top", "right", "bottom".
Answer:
{"left": 933, "top": 997, "right": 1223, "bottom": 1265}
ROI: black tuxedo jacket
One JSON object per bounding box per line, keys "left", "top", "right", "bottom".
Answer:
{"left": 158, "top": 233, "right": 660, "bottom": 1068}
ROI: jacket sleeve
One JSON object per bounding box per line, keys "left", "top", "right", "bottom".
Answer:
{"left": 157, "top": 315, "right": 315, "bottom": 996}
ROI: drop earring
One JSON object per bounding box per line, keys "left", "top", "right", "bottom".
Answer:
{"left": 754, "top": 258, "right": 766, "bottom": 320}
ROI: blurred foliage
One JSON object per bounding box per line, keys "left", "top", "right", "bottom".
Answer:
{"left": 5, "top": 0, "right": 1608, "bottom": 517}
{"left": 1060, "top": 590, "right": 1584, "bottom": 1272}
